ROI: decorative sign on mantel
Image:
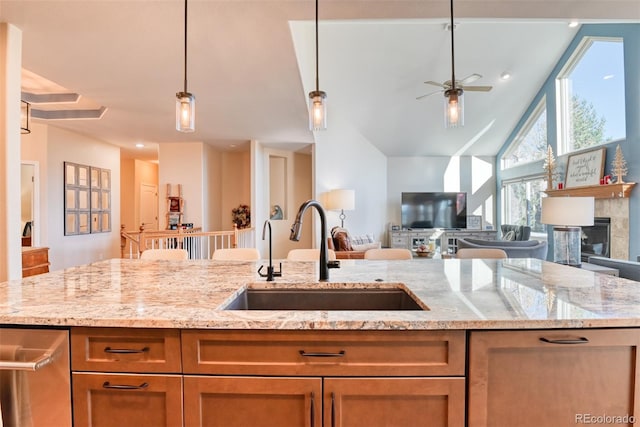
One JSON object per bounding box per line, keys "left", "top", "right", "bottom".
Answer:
{"left": 564, "top": 147, "right": 606, "bottom": 188}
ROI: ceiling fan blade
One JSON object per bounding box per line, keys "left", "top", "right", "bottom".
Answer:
{"left": 424, "top": 81, "right": 448, "bottom": 89}
{"left": 459, "top": 73, "right": 482, "bottom": 85}
{"left": 416, "top": 89, "right": 443, "bottom": 100}
{"left": 461, "top": 85, "right": 493, "bottom": 92}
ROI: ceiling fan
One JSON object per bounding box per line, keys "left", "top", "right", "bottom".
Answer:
{"left": 416, "top": 0, "right": 492, "bottom": 127}
{"left": 416, "top": 73, "right": 492, "bottom": 100}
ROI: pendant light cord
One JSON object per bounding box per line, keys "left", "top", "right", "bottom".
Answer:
{"left": 183, "top": 0, "right": 188, "bottom": 93}
{"left": 315, "top": 0, "right": 319, "bottom": 92}
{"left": 449, "top": 0, "right": 456, "bottom": 90}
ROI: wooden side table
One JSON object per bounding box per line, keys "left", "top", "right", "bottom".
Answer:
{"left": 22, "top": 247, "right": 50, "bottom": 277}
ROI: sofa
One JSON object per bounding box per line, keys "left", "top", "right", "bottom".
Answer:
{"left": 457, "top": 237, "right": 548, "bottom": 259}
{"left": 587, "top": 256, "right": 640, "bottom": 282}
{"left": 500, "top": 224, "right": 531, "bottom": 241}
{"left": 328, "top": 227, "right": 381, "bottom": 260}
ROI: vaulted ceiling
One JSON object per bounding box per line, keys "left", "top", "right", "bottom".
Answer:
{"left": 3, "top": 0, "right": 638, "bottom": 160}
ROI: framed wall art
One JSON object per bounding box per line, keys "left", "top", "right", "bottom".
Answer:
{"left": 564, "top": 147, "right": 606, "bottom": 188}
{"left": 467, "top": 215, "right": 482, "bottom": 230}
{"left": 64, "top": 162, "right": 111, "bottom": 236}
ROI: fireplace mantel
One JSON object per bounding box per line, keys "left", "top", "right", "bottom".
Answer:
{"left": 544, "top": 182, "right": 636, "bottom": 199}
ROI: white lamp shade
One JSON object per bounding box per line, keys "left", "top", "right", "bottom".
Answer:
{"left": 327, "top": 189, "right": 355, "bottom": 211}
{"left": 541, "top": 197, "right": 595, "bottom": 226}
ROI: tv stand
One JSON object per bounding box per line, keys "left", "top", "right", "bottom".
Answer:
{"left": 390, "top": 229, "right": 498, "bottom": 255}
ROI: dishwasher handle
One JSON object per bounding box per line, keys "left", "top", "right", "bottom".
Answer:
{"left": 0, "top": 350, "right": 55, "bottom": 371}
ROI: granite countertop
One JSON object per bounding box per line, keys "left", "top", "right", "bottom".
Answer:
{"left": 1, "top": 258, "right": 640, "bottom": 330}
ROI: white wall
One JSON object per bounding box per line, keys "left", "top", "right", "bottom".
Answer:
{"left": 314, "top": 120, "right": 388, "bottom": 242}
{"left": 45, "top": 126, "right": 121, "bottom": 271}
{"left": 387, "top": 156, "right": 497, "bottom": 231}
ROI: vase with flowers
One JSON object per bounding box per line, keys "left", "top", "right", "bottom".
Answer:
{"left": 232, "top": 204, "right": 251, "bottom": 229}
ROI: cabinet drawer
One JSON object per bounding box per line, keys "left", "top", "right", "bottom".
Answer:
{"left": 71, "top": 327, "right": 181, "bottom": 373}
{"left": 72, "top": 372, "right": 183, "bottom": 427}
{"left": 182, "top": 330, "right": 465, "bottom": 376}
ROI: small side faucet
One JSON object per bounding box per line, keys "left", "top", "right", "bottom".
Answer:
{"left": 290, "top": 200, "right": 330, "bottom": 281}
{"left": 258, "top": 219, "right": 281, "bottom": 281}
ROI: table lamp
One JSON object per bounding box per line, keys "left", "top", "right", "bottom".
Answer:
{"left": 327, "top": 189, "right": 355, "bottom": 228}
{"left": 541, "top": 197, "right": 594, "bottom": 267}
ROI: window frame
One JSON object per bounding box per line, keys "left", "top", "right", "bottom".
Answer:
{"left": 555, "top": 36, "right": 626, "bottom": 155}
{"left": 500, "top": 96, "right": 547, "bottom": 170}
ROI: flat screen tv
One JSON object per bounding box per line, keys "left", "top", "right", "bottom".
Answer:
{"left": 401, "top": 192, "right": 467, "bottom": 229}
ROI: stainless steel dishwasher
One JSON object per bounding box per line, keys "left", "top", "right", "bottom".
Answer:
{"left": 0, "top": 328, "right": 71, "bottom": 427}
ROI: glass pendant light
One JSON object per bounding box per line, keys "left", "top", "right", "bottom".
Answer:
{"left": 444, "top": 88, "right": 464, "bottom": 128}
{"left": 176, "top": 0, "right": 195, "bottom": 133}
{"left": 308, "top": 0, "right": 327, "bottom": 131}
{"left": 444, "top": 0, "right": 464, "bottom": 128}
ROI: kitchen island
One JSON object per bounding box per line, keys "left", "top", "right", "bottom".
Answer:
{"left": 1, "top": 258, "right": 639, "bottom": 427}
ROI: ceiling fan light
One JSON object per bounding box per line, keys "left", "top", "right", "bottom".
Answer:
{"left": 444, "top": 89, "right": 464, "bottom": 128}
{"left": 176, "top": 91, "right": 195, "bottom": 133}
{"left": 309, "top": 90, "right": 327, "bottom": 131}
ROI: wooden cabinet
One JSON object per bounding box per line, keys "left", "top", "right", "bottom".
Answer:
{"left": 72, "top": 373, "right": 183, "bottom": 427}
{"left": 468, "top": 328, "right": 640, "bottom": 427}
{"left": 325, "top": 377, "right": 465, "bottom": 427}
{"left": 182, "top": 330, "right": 466, "bottom": 427}
{"left": 21, "top": 246, "right": 49, "bottom": 277}
{"left": 71, "top": 328, "right": 183, "bottom": 427}
{"left": 184, "top": 376, "right": 322, "bottom": 427}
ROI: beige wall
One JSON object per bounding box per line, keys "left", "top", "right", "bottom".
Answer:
{"left": 45, "top": 126, "right": 121, "bottom": 271}
{"left": 158, "top": 142, "right": 205, "bottom": 229}
{"left": 120, "top": 157, "right": 135, "bottom": 231}
{"left": 221, "top": 150, "right": 251, "bottom": 230}
{"left": 0, "top": 23, "right": 23, "bottom": 280}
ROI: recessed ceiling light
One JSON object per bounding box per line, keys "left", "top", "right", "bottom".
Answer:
{"left": 568, "top": 21, "right": 579, "bottom": 28}
{"left": 603, "top": 74, "right": 615, "bottom": 80}
{"left": 135, "top": 143, "right": 145, "bottom": 148}
{"left": 500, "top": 72, "right": 511, "bottom": 80}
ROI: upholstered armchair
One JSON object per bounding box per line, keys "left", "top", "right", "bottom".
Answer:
{"left": 500, "top": 224, "right": 531, "bottom": 241}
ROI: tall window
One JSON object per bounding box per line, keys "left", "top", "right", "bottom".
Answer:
{"left": 556, "top": 37, "right": 626, "bottom": 154}
{"left": 502, "top": 178, "right": 547, "bottom": 233}
{"left": 501, "top": 98, "right": 547, "bottom": 169}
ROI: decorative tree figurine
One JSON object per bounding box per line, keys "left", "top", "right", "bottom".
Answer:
{"left": 611, "top": 144, "right": 628, "bottom": 184}
{"left": 542, "top": 145, "right": 557, "bottom": 190}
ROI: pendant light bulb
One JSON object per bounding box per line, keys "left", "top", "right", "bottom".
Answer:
{"left": 309, "top": 90, "right": 327, "bottom": 131}
{"left": 309, "top": 0, "right": 327, "bottom": 131}
{"left": 176, "top": 91, "right": 195, "bottom": 132}
{"left": 444, "top": 89, "right": 464, "bottom": 128}
{"left": 176, "top": 0, "right": 195, "bottom": 133}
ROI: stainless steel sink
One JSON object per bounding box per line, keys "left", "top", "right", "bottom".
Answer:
{"left": 223, "top": 286, "right": 428, "bottom": 311}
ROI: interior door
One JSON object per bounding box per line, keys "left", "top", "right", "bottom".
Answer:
{"left": 140, "top": 183, "right": 158, "bottom": 231}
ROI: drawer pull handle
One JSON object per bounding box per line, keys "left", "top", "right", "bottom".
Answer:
{"left": 539, "top": 337, "right": 589, "bottom": 345}
{"left": 299, "top": 350, "right": 346, "bottom": 358}
{"left": 104, "top": 346, "right": 150, "bottom": 354}
{"left": 102, "top": 381, "right": 149, "bottom": 390}
{"left": 310, "top": 391, "right": 315, "bottom": 427}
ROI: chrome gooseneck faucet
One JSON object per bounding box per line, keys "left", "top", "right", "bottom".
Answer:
{"left": 290, "top": 200, "right": 329, "bottom": 281}
{"left": 258, "top": 219, "right": 281, "bottom": 281}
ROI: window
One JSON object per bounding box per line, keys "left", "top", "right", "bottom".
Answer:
{"left": 501, "top": 98, "right": 547, "bottom": 169}
{"left": 502, "top": 177, "right": 547, "bottom": 234}
{"left": 556, "top": 37, "right": 626, "bottom": 154}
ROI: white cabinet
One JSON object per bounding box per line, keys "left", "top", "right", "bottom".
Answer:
{"left": 440, "top": 230, "right": 498, "bottom": 254}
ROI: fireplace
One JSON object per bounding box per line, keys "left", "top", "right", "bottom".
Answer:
{"left": 581, "top": 217, "right": 611, "bottom": 262}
